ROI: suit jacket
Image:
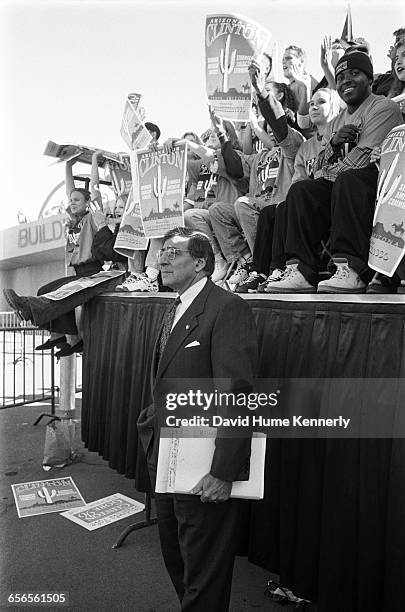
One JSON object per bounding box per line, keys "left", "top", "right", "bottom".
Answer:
{"left": 137, "top": 278, "right": 259, "bottom": 483}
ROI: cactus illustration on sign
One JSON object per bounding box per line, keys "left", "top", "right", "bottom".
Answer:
{"left": 219, "top": 35, "right": 236, "bottom": 93}
{"left": 38, "top": 487, "right": 57, "bottom": 504}
{"left": 153, "top": 163, "right": 168, "bottom": 214}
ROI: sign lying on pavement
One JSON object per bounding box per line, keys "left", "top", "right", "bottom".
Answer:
{"left": 60, "top": 493, "right": 145, "bottom": 531}
{"left": 12, "top": 477, "right": 85, "bottom": 518}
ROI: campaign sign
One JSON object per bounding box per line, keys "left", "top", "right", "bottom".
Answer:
{"left": 60, "top": 494, "right": 145, "bottom": 531}
{"left": 136, "top": 143, "right": 187, "bottom": 238}
{"left": 12, "top": 477, "right": 85, "bottom": 518}
{"left": 114, "top": 186, "right": 149, "bottom": 255}
{"left": 368, "top": 124, "right": 405, "bottom": 276}
{"left": 205, "top": 13, "right": 271, "bottom": 122}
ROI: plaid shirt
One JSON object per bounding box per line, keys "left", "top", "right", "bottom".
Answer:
{"left": 314, "top": 94, "right": 403, "bottom": 182}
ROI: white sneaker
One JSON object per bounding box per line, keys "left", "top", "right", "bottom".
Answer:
{"left": 265, "top": 260, "right": 316, "bottom": 293}
{"left": 211, "top": 256, "right": 228, "bottom": 283}
{"left": 116, "top": 273, "right": 158, "bottom": 292}
{"left": 228, "top": 258, "right": 251, "bottom": 285}
{"left": 145, "top": 266, "right": 159, "bottom": 281}
{"left": 115, "top": 273, "right": 140, "bottom": 292}
{"left": 317, "top": 258, "right": 366, "bottom": 293}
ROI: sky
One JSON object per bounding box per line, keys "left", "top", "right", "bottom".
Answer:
{"left": 0, "top": 0, "right": 403, "bottom": 229}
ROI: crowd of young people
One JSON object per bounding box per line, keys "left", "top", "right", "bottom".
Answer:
{"left": 115, "top": 28, "right": 405, "bottom": 296}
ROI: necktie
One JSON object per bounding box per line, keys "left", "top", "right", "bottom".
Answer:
{"left": 158, "top": 296, "right": 181, "bottom": 361}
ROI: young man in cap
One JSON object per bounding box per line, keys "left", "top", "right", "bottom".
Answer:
{"left": 261, "top": 51, "right": 403, "bottom": 293}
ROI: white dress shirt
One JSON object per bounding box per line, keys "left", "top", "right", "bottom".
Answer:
{"left": 171, "top": 276, "right": 208, "bottom": 331}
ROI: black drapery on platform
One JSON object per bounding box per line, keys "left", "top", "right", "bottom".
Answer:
{"left": 81, "top": 294, "right": 405, "bottom": 612}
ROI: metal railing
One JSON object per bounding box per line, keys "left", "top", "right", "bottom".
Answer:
{"left": 0, "top": 313, "right": 82, "bottom": 408}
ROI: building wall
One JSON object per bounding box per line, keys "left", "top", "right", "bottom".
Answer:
{"left": 0, "top": 260, "right": 65, "bottom": 311}
{"left": 0, "top": 215, "right": 67, "bottom": 312}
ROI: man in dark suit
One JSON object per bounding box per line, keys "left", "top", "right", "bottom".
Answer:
{"left": 137, "top": 227, "right": 258, "bottom": 611}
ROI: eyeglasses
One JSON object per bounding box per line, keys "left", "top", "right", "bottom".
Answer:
{"left": 157, "top": 247, "right": 190, "bottom": 261}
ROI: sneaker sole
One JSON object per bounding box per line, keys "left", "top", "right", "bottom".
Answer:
{"left": 317, "top": 287, "right": 366, "bottom": 294}
{"left": 265, "top": 287, "right": 316, "bottom": 294}
{"left": 366, "top": 287, "right": 397, "bottom": 294}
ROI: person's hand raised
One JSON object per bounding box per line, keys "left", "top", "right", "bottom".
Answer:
{"left": 209, "top": 105, "right": 224, "bottom": 134}
{"left": 320, "top": 36, "right": 334, "bottom": 74}
{"left": 249, "top": 59, "right": 266, "bottom": 97}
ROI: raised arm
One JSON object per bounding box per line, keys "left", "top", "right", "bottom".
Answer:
{"left": 163, "top": 137, "right": 216, "bottom": 165}
{"left": 65, "top": 159, "right": 76, "bottom": 199}
{"left": 208, "top": 106, "right": 244, "bottom": 178}
{"left": 249, "top": 108, "right": 277, "bottom": 149}
{"left": 249, "top": 59, "right": 288, "bottom": 143}
{"left": 320, "top": 37, "right": 337, "bottom": 90}
{"left": 90, "top": 150, "right": 103, "bottom": 209}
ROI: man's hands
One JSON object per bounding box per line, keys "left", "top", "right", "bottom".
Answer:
{"left": 191, "top": 473, "right": 232, "bottom": 503}
{"left": 331, "top": 124, "right": 360, "bottom": 147}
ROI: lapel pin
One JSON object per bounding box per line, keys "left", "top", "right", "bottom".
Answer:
{"left": 186, "top": 324, "right": 190, "bottom": 330}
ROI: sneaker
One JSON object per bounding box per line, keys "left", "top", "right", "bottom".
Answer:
{"left": 228, "top": 259, "right": 251, "bottom": 285}
{"left": 116, "top": 273, "right": 158, "bottom": 292}
{"left": 3, "top": 289, "right": 33, "bottom": 322}
{"left": 317, "top": 258, "right": 366, "bottom": 293}
{"left": 264, "top": 261, "right": 316, "bottom": 293}
{"left": 145, "top": 266, "right": 159, "bottom": 281}
{"left": 366, "top": 273, "right": 398, "bottom": 294}
{"left": 235, "top": 271, "right": 266, "bottom": 293}
{"left": 257, "top": 269, "right": 284, "bottom": 292}
{"left": 115, "top": 273, "right": 142, "bottom": 292}
{"left": 211, "top": 256, "right": 228, "bottom": 283}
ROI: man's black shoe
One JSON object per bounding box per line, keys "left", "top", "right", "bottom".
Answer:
{"left": 35, "top": 335, "right": 67, "bottom": 351}
{"left": 3, "top": 289, "right": 33, "bottom": 322}
{"left": 55, "top": 340, "right": 84, "bottom": 359}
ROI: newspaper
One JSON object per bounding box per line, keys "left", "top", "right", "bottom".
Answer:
{"left": 43, "top": 140, "right": 123, "bottom": 166}
{"left": 205, "top": 13, "right": 271, "bottom": 121}
{"left": 120, "top": 93, "right": 152, "bottom": 151}
{"left": 45, "top": 270, "right": 125, "bottom": 301}
{"left": 135, "top": 142, "right": 187, "bottom": 238}
{"left": 368, "top": 124, "right": 405, "bottom": 276}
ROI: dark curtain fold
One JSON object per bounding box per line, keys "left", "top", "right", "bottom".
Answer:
{"left": 82, "top": 296, "right": 168, "bottom": 480}
{"left": 82, "top": 295, "right": 405, "bottom": 612}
